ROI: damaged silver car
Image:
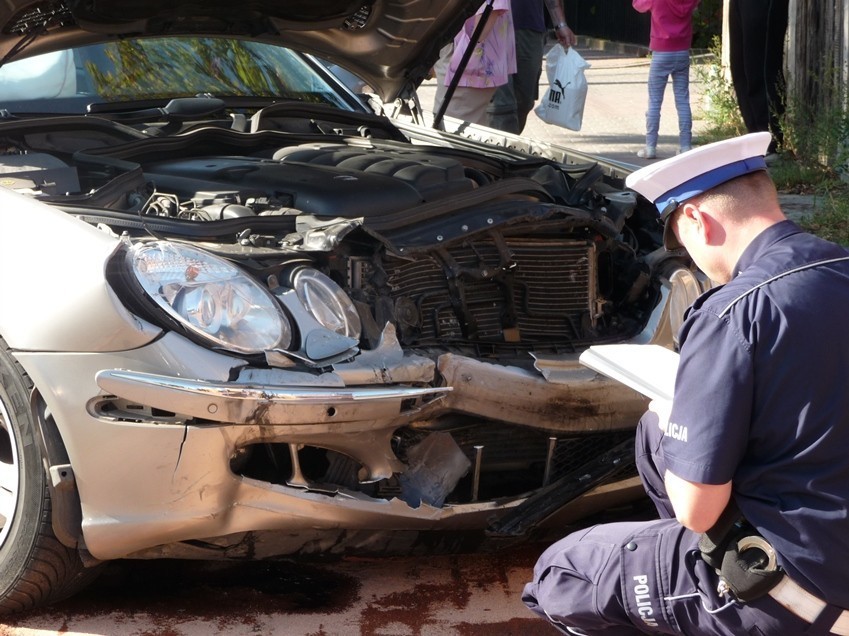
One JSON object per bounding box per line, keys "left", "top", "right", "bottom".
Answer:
{"left": 0, "top": 0, "right": 708, "bottom": 613}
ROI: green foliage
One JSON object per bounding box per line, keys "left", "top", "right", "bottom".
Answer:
{"left": 798, "top": 187, "right": 849, "bottom": 246}
{"left": 691, "top": 35, "right": 847, "bottom": 165}
{"left": 769, "top": 56, "right": 849, "bottom": 245}
{"left": 763, "top": 157, "right": 849, "bottom": 247}
{"left": 692, "top": 37, "right": 746, "bottom": 143}
{"left": 767, "top": 159, "right": 837, "bottom": 193}
{"left": 782, "top": 83, "right": 849, "bottom": 174}
{"left": 691, "top": 0, "right": 723, "bottom": 50}
{"left": 779, "top": 154, "right": 849, "bottom": 247}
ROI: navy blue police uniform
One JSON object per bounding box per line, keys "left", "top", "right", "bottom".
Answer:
{"left": 523, "top": 136, "right": 849, "bottom": 635}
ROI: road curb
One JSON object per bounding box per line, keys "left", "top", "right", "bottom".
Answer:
{"left": 575, "top": 36, "right": 649, "bottom": 58}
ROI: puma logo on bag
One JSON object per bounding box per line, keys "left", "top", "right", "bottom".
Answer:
{"left": 548, "top": 78, "right": 570, "bottom": 104}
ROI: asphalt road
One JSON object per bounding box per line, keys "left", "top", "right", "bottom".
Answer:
{"left": 0, "top": 544, "right": 561, "bottom": 636}
{"left": 0, "top": 489, "right": 657, "bottom": 636}
{"left": 0, "top": 495, "right": 653, "bottom": 636}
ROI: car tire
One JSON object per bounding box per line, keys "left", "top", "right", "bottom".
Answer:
{"left": 0, "top": 340, "right": 99, "bottom": 614}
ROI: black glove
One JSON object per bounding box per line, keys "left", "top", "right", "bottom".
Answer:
{"left": 698, "top": 501, "right": 783, "bottom": 603}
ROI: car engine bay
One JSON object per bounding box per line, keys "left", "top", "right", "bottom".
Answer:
{"left": 1, "top": 114, "right": 663, "bottom": 360}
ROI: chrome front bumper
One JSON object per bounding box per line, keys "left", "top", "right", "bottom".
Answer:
{"left": 96, "top": 368, "right": 449, "bottom": 427}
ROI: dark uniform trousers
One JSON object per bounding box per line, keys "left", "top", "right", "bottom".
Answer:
{"left": 522, "top": 412, "right": 845, "bottom": 635}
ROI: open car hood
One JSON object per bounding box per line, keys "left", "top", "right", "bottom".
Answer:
{"left": 0, "top": 0, "right": 479, "bottom": 101}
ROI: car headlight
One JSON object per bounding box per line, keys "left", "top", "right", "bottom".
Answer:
{"left": 290, "top": 267, "right": 361, "bottom": 339}
{"left": 130, "top": 241, "right": 292, "bottom": 354}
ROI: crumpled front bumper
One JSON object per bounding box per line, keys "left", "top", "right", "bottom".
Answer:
{"left": 16, "top": 325, "right": 648, "bottom": 561}
{"left": 96, "top": 368, "right": 448, "bottom": 427}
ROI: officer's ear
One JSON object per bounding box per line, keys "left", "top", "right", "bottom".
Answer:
{"left": 679, "top": 201, "right": 722, "bottom": 247}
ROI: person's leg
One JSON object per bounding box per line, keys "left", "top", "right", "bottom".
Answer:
{"left": 512, "top": 29, "right": 545, "bottom": 132}
{"left": 728, "top": 0, "right": 752, "bottom": 130}
{"left": 488, "top": 29, "right": 544, "bottom": 134}
{"left": 635, "top": 411, "right": 676, "bottom": 518}
{"left": 446, "top": 86, "right": 498, "bottom": 125}
{"left": 488, "top": 79, "right": 520, "bottom": 134}
{"left": 432, "top": 43, "right": 454, "bottom": 119}
{"left": 764, "top": 0, "right": 789, "bottom": 150}
{"left": 642, "top": 52, "right": 672, "bottom": 157}
{"left": 670, "top": 50, "right": 693, "bottom": 152}
{"left": 730, "top": 0, "right": 770, "bottom": 134}
{"left": 525, "top": 519, "right": 715, "bottom": 634}
{"left": 524, "top": 518, "right": 816, "bottom": 635}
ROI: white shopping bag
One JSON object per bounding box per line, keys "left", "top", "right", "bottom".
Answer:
{"left": 534, "top": 45, "right": 590, "bottom": 131}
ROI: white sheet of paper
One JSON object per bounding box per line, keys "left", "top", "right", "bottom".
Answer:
{"left": 578, "top": 344, "right": 679, "bottom": 403}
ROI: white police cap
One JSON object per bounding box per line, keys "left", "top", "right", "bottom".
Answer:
{"left": 625, "top": 132, "right": 772, "bottom": 249}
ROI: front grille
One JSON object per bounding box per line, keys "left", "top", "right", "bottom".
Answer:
{"left": 387, "top": 425, "right": 637, "bottom": 502}
{"left": 375, "top": 237, "right": 597, "bottom": 344}
{"left": 233, "top": 427, "right": 637, "bottom": 505}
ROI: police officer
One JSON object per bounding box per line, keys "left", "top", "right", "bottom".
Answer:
{"left": 523, "top": 132, "right": 849, "bottom": 635}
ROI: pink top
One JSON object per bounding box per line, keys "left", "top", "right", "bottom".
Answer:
{"left": 445, "top": 0, "right": 517, "bottom": 88}
{"left": 633, "top": 0, "right": 700, "bottom": 52}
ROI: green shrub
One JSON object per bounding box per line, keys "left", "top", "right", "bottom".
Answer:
{"left": 768, "top": 158, "right": 836, "bottom": 193}
{"left": 692, "top": 0, "right": 723, "bottom": 50}
{"left": 692, "top": 37, "right": 746, "bottom": 144}
{"left": 782, "top": 82, "right": 849, "bottom": 174}
{"left": 798, "top": 189, "right": 849, "bottom": 246}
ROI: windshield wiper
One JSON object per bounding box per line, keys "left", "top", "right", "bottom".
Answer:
{"left": 87, "top": 96, "right": 227, "bottom": 124}
{"left": 85, "top": 97, "right": 231, "bottom": 134}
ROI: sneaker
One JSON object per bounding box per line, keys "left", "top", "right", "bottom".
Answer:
{"left": 678, "top": 146, "right": 692, "bottom": 155}
{"left": 764, "top": 152, "right": 780, "bottom": 166}
{"left": 637, "top": 146, "right": 656, "bottom": 159}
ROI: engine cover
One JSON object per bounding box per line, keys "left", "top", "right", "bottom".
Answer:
{"left": 145, "top": 144, "right": 477, "bottom": 218}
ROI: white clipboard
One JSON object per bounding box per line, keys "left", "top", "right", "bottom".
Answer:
{"left": 579, "top": 344, "right": 679, "bottom": 403}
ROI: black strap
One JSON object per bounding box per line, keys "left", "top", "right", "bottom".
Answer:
{"left": 432, "top": 0, "right": 495, "bottom": 130}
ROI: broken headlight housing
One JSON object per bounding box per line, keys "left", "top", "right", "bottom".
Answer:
{"left": 289, "top": 266, "right": 361, "bottom": 339}
{"left": 130, "top": 241, "right": 292, "bottom": 354}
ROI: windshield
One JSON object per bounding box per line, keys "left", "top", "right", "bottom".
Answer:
{"left": 0, "top": 37, "right": 356, "bottom": 114}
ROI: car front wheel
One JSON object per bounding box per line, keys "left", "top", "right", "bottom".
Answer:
{"left": 0, "top": 340, "right": 98, "bottom": 614}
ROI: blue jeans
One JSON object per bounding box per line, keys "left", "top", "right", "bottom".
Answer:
{"left": 645, "top": 50, "right": 692, "bottom": 149}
